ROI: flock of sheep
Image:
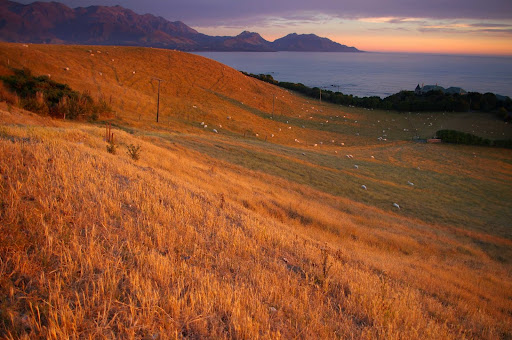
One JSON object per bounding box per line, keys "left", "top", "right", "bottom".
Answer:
{"left": 197, "top": 101, "right": 417, "bottom": 211}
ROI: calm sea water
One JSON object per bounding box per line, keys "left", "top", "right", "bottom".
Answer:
{"left": 193, "top": 52, "right": 512, "bottom": 98}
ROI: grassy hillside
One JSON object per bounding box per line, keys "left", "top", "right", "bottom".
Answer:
{"left": 0, "top": 43, "right": 511, "bottom": 339}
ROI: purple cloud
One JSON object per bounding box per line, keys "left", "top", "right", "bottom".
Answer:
{"left": 14, "top": 0, "right": 512, "bottom": 26}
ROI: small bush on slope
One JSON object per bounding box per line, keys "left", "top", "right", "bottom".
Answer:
{"left": 0, "top": 67, "right": 112, "bottom": 120}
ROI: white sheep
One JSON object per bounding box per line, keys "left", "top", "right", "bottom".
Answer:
{"left": 354, "top": 165, "right": 359, "bottom": 169}
{"left": 407, "top": 181, "right": 414, "bottom": 186}
{"left": 361, "top": 185, "right": 367, "bottom": 190}
{"left": 213, "top": 129, "right": 218, "bottom": 133}
{"left": 393, "top": 203, "right": 400, "bottom": 209}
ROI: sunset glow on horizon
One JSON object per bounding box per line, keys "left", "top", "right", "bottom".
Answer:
{"left": 197, "top": 15, "right": 512, "bottom": 56}
{"left": 337, "top": 34, "right": 512, "bottom": 56}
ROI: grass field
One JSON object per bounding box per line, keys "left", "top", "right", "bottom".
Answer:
{"left": 0, "top": 43, "right": 511, "bottom": 339}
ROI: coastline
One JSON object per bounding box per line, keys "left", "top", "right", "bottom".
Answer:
{"left": 193, "top": 51, "right": 512, "bottom": 98}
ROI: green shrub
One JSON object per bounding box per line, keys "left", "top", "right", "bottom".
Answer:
{"left": 436, "top": 130, "right": 491, "bottom": 146}
{"left": 435, "top": 130, "right": 512, "bottom": 148}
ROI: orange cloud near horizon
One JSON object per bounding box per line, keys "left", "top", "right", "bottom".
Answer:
{"left": 338, "top": 35, "right": 512, "bottom": 56}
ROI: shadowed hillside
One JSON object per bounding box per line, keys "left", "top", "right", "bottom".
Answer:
{"left": 0, "top": 1, "right": 360, "bottom": 52}
{"left": 0, "top": 43, "right": 511, "bottom": 339}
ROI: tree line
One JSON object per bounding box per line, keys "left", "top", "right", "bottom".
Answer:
{"left": 245, "top": 72, "right": 512, "bottom": 120}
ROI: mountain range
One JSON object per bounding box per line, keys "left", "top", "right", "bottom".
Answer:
{"left": 0, "top": 0, "right": 361, "bottom": 52}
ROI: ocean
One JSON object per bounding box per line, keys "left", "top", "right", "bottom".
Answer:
{"left": 193, "top": 52, "right": 512, "bottom": 99}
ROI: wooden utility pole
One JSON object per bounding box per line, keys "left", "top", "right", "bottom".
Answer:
{"left": 152, "top": 77, "right": 163, "bottom": 122}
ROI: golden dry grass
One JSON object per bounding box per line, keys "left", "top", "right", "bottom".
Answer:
{"left": 1, "top": 43, "right": 512, "bottom": 339}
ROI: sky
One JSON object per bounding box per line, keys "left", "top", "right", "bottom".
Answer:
{"left": 16, "top": 0, "right": 512, "bottom": 55}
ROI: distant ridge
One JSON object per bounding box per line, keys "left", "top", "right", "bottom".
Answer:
{"left": 273, "top": 33, "right": 360, "bottom": 52}
{"left": 220, "top": 31, "right": 274, "bottom": 52}
{"left": 0, "top": 0, "right": 362, "bottom": 52}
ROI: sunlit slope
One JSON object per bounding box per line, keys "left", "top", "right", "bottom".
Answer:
{"left": 0, "top": 43, "right": 321, "bottom": 140}
{"left": 2, "top": 43, "right": 510, "bottom": 143}
{"left": 0, "top": 43, "right": 511, "bottom": 248}
{"left": 0, "top": 42, "right": 511, "bottom": 338}
{"left": 1, "top": 107, "right": 511, "bottom": 339}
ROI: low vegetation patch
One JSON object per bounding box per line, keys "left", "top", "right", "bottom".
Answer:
{"left": 0, "top": 67, "right": 112, "bottom": 120}
{"left": 126, "top": 143, "right": 141, "bottom": 160}
{"left": 436, "top": 129, "right": 512, "bottom": 148}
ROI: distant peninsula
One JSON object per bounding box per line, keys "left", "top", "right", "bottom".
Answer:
{"left": 0, "top": 1, "right": 362, "bottom": 52}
